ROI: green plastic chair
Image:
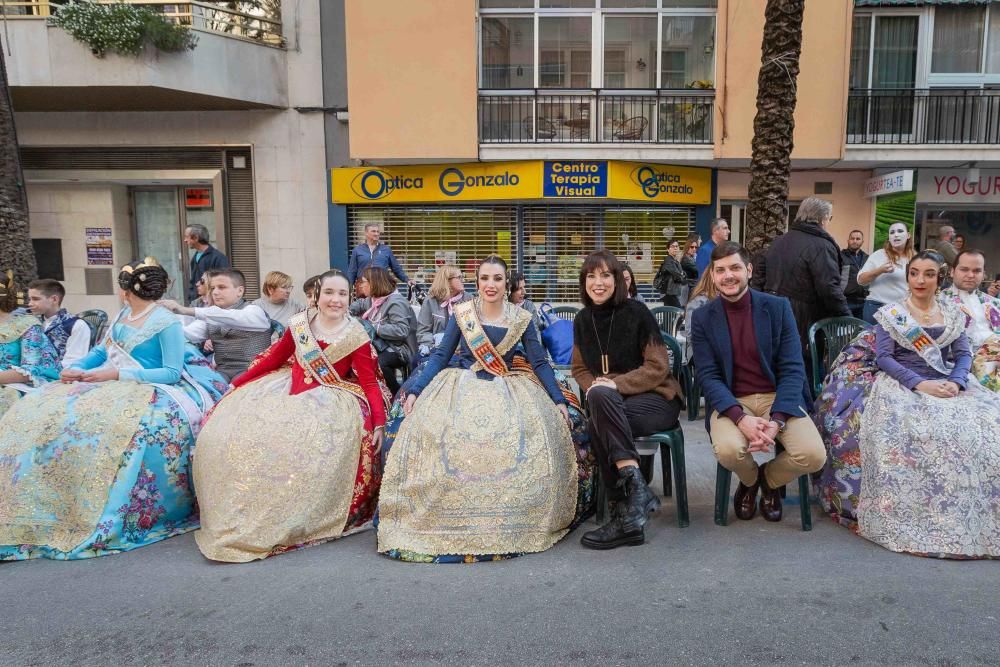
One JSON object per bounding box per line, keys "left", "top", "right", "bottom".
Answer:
{"left": 77, "top": 309, "right": 108, "bottom": 348}
{"left": 807, "top": 316, "right": 868, "bottom": 396}
{"left": 632, "top": 332, "right": 689, "bottom": 528}
{"left": 714, "top": 462, "right": 812, "bottom": 531}
{"left": 649, "top": 305, "right": 684, "bottom": 337}
{"left": 550, "top": 305, "right": 580, "bottom": 322}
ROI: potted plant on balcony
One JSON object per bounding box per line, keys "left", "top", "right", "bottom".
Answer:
{"left": 49, "top": 0, "right": 197, "bottom": 58}
{"left": 658, "top": 80, "right": 713, "bottom": 142}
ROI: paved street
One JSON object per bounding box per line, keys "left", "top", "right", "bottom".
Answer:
{"left": 2, "top": 421, "right": 997, "bottom": 666}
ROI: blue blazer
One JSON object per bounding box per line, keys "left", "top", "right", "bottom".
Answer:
{"left": 690, "top": 289, "right": 811, "bottom": 424}
{"left": 347, "top": 243, "right": 409, "bottom": 285}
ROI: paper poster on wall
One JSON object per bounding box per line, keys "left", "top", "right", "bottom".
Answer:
{"left": 434, "top": 250, "right": 457, "bottom": 266}
{"left": 620, "top": 242, "right": 653, "bottom": 275}
{"left": 570, "top": 234, "right": 583, "bottom": 246}
{"left": 530, "top": 234, "right": 546, "bottom": 245}
{"left": 557, "top": 255, "right": 584, "bottom": 283}
{"left": 85, "top": 227, "right": 113, "bottom": 266}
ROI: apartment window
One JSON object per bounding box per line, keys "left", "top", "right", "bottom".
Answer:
{"left": 932, "top": 6, "right": 985, "bottom": 74}
{"left": 849, "top": 15, "right": 871, "bottom": 88}
{"left": 661, "top": 15, "right": 715, "bottom": 88}
{"left": 539, "top": 17, "right": 593, "bottom": 87}
{"left": 848, "top": 14, "right": 918, "bottom": 89}
{"left": 604, "top": 16, "right": 657, "bottom": 88}
{"left": 482, "top": 17, "right": 535, "bottom": 88}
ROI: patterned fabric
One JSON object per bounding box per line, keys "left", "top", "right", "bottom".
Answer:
{"left": 816, "top": 318, "right": 1000, "bottom": 558}
{"left": 376, "top": 328, "right": 593, "bottom": 564}
{"left": 940, "top": 287, "right": 1000, "bottom": 392}
{"left": 206, "top": 299, "right": 273, "bottom": 382}
{"left": 0, "top": 315, "right": 60, "bottom": 419}
{"left": 193, "top": 318, "right": 389, "bottom": 563}
{"left": 43, "top": 309, "right": 80, "bottom": 360}
{"left": 0, "top": 316, "right": 226, "bottom": 561}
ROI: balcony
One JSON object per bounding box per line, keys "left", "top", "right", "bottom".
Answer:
{"left": 479, "top": 89, "right": 714, "bottom": 145}
{"left": 3, "top": 0, "right": 287, "bottom": 111}
{"left": 847, "top": 88, "right": 1000, "bottom": 145}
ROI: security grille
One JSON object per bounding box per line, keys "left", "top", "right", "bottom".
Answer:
{"left": 522, "top": 206, "right": 694, "bottom": 303}
{"left": 347, "top": 206, "right": 518, "bottom": 288}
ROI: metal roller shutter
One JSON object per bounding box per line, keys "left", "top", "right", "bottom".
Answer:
{"left": 347, "top": 206, "right": 518, "bottom": 289}
{"left": 522, "top": 206, "right": 694, "bottom": 303}
{"left": 222, "top": 149, "right": 260, "bottom": 300}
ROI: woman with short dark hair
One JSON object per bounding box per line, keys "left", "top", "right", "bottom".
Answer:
{"left": 571, "top": 249, "right": 683, "bottom": 549}
{"left": 350, "top": 266, "right": 414, "bottom": 395}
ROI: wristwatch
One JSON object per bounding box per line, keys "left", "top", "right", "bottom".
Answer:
{"left": 771, "top": 418, "right": 787, "bottom": 433}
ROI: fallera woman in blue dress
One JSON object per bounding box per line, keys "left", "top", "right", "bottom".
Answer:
{"left": 0, "top": 259, "right": 227, "bottom": 560}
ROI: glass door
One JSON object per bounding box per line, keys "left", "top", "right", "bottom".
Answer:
{"left": 133, "top": 189, "right": 185, "bottom": 302}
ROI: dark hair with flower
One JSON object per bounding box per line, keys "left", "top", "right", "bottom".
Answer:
{"left": 118, "top": 258, "right": 170, "bottom": 301}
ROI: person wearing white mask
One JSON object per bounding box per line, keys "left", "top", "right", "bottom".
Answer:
{"left": 858, "top": 222, "right": 915, "bottom": 324}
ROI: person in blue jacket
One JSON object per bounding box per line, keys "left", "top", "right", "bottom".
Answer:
{"left": 347, "top": 223, "right": 410, "bottom": 287}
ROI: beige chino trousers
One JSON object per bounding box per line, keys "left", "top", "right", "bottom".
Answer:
{"left": 709, "top": 393, "right": 826, "bottom": 488}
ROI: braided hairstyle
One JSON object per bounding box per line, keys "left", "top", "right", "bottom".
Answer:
{"left": 118, "top": 258, "right": 170, "bottom": 301}
{"left": 0, "top": 269, "right": 22, "bottom": 313}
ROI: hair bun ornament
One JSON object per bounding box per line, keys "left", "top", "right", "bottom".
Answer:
{"left": 139, "top": 274, "right": 147, "bottom": 281}
{"left": 134, "top": 282, "right": 141, "bottom": 291}
{"left": 15, "top": 290, "right": 25, "bottom": 306}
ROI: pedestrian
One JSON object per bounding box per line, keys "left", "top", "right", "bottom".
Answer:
{"left": 416, "top": 265, "right": 471, "bottom": 361}
{"left": 934, "top": 225, "right": 958, "bottom": 267}
{"left": 346, "top": 223, "right": 410, "bottom": 287}
{"left": 161, "top": 269, "right": 273, "bottom": 383}
{"left": 752, "top": 197, "right": 851, "bottom": 356}
{"left": 954, "top": 233, "right": 966, "bottom": 253}
{"left": 303, "top": 274, "right": 321, "bottom": 309}
{"left": 184, "top": 224, "right": 230, "bottom": 304}
{"left": 572, "top": 250, "right": 682, "bottom": 549}
{"left": 695, "top": 218, "right": 730, "bottom": 276}
{"left": 681, "top": 233, "right": 700, "bottom": 294}
{"left": 841, "top": 229, "right": 870, "bottom": 320}
{"left": 252, "top": 270, "right": 305, "bottom": 328}
{"left": 348, "top": 267, "right": 415, "bottom": 395}
{"left": 653, "top": 240, "right": 686, "bottom": 307}
{"left": 26, "top": 279, "right": 91, "bottom": 367}
{"left": 622, "top": 263, "right": 646, "bottom": 303}
{"left": 858, "top": 221, "right": 914, "bottom": 324}
{"left": 690, "top": 242, "right": 826, "bottom": 524}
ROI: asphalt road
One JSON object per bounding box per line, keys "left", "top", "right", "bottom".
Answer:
{"left": 2, "top": 422, "right": 998, "bottom": 666}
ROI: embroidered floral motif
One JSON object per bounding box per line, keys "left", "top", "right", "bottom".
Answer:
{"left": 118, "top": 465, "right": 166, "bottom": 542}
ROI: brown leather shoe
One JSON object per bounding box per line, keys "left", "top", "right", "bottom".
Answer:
{"left": 733, "top": 472, "right": 760, "bottom": 521}
{"left": 758, "top": 464, "right": 783, "bottom": 522}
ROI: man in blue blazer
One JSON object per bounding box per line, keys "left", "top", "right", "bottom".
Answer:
{"left": 347, "top": 223, "right": 410, "bottom": 287}
{"left": 691, "top": 241, "right": 826, "bottom": 522}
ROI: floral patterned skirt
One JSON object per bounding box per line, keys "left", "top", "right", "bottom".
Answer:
{"left": 0, "top": 380, "right": 207, "bottom": 561}
{"left": 193, "top": 369, "right": 381, "bottom": 563}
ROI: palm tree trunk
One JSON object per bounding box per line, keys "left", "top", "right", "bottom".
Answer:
{"left": 0, "top": 46, "right": 36, "bottom": 282}
{"left": 744, "top": 0, "right": 805, "bottom": 256}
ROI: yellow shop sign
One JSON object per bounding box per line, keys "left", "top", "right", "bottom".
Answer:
{"left": 331, "top": 161, "right": 711, "bottom": 205}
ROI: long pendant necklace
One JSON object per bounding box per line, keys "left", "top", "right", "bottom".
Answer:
{"left": 591, "top": 309, "right": 615, "bottom": 375}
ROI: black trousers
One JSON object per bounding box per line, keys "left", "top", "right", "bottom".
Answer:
{"left": 662, "top": 295, "right": 682, "bottom": 308}
{"left": 586, "top": 386, "right": 682, "bottom": 498}
{"left": 378, "top": 350, "right": 407, "bottom": 394}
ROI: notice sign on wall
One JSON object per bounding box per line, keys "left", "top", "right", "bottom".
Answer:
{"left": 185, "top": 187, "right": 213, "bottom": 209}
{"left": 543, "top": 161, "right": 608, "bottom": 198}
{"left": 85, "top": 227, "right": 113, "bottom": 266}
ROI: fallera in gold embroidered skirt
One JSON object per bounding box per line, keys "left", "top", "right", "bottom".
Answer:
{"left": 377, "top": 368, "right": 577, "bottom": 558}
{"left": 193, "top": 369, "right": 373, "bottom": 563}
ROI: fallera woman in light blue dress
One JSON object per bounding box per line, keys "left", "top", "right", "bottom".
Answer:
{"left": 0, "top": 260, "right": 227, "bottom": 561}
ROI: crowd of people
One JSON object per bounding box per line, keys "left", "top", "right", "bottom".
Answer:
{"left": 0, "top": 206, "right": 998, "bottom": 564}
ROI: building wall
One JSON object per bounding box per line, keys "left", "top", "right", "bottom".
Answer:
{"left": 717, "top": 170, "right": 875, "bottom": 248}
{"left": 716, "top": 0, "right": 852, "bottom": 162}
{"left": 344, "top": 0, "right": 478, "bottom": 162}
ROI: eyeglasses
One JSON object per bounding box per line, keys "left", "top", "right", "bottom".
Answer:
{"left": 450, "top": 274, "right": 463, "bottom": 280}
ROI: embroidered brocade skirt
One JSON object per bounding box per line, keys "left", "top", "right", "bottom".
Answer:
{"left": 0, "top": 381, "right": 204, "bottom": 560}
{"left": 377, "top": 368, "right": 579, "bottom": 560}
{"left": 193, "top": 369, "right": 380, "bottom": 563}
{"left": 0, "top": 385, "right": 20, "bottom": 420}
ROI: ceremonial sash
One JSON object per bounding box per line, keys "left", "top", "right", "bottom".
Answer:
{"left": 510, "top": 356, "right": 582, "bottom": 411}
{"left": 453, "top": 300, "right": 513, "bottom": 377}
{"left": 290, "top": 311, "right": 372, "bottom": 405}
{"left": 874, "top": 303, "right": 953, "bottom": 376}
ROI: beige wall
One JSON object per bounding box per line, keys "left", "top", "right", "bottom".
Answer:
{"left": 717, "top": 170, "right": 875, "bottom": 248}
{"left": 344, "top": 0, "right": 479, "bottom": 162}
{"left": 717, "top": 0, "right": 852, "bottom": 161}
{"left": 27, "top": 184, "right": 133, "bottom": 314}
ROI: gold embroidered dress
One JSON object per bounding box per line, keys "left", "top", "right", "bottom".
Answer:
{"left": 193, "top": 311, "right": 390, "bottom": 562}
{"left": 0, "top": 314, "right": 60, "bottom": 418}
{"left": 377, "top": 300, "right": 578, "bottom": 561}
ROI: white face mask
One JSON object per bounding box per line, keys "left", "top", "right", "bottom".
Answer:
{"left": 888, "top": 225, "right": 909, "bottom": 249}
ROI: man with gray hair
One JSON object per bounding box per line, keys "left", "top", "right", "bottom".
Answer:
{"left": 752, "top": 197, "right": 850, "bottom": 375}
{"left": 695, "top": 217, "right": 731, "bottom": 276}
{"left": 184, "top": 223, "right": 230, "bottom": 304}
{"left": 347, "top": 223, "right": 410, "bottom": 287}
{"left": 934, "top": 225, "right": 958, "bottom": 266}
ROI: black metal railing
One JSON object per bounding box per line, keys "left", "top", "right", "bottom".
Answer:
{"left": 847, "top": 88, "right": 1000, "bottom": 145}
{"left": 479, "top": 89, "right": 714, "bottom": 144}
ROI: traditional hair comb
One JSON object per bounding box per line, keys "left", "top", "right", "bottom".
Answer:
{"left": 120, "top": 256, "right": 162, "bottom": 275}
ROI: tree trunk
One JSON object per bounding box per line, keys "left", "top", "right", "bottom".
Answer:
{"left": 0, "top": 46, "right": 35, "bottom": 284}
{"left": 744, "top": 0, "right": 805, "bottom": 256}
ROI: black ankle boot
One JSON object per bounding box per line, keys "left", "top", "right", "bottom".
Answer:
{"left": 580, "top": 500, "right": 644, "bottom": 550}
{"left": 617, "top": 465, "right": 661, "bottom": 533}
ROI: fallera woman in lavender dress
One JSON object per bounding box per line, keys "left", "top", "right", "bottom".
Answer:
{"left": 816, "top": 251, "right": 1000, "bottom": 558}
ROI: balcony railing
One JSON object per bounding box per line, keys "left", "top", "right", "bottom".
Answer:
{"left": 479, "top": 89, "right": 714, "bottom": 144}
{"left": 0, "top": 0, "right": 283, "bottom": 46}
{"left": 847, "top": 88, "right": 1000, "bottom": 145}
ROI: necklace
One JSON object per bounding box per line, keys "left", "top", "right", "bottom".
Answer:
{"left": 477, "top": 300, "right": 507, "bottom": 327}
{"left": 125, "top": 303, "right": 156, "bottom": 322}
{"left": 590, "top": 309, "right": 616, "bottom": 375}
{"left": 313, "top": 315, "right": 350, "bottom": 340}
{"left": 906, "top": 297, "right": 939, "bottom": 325}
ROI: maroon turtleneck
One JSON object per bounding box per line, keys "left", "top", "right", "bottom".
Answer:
{"left": 720, "top": 289, "right": 787, "bottom": 424}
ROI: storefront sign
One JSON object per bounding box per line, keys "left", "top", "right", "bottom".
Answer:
{"left": 331, "top": 161, "right": 711, "bottom": 205}
{"left": 917, "top": 169, "right": 1000, "bottom": 204}
{"left": 185, "top": 187, "right": 213, "bottom": 208}
{"left": 85, "top": 227, "right": 113, "bottom": 266}
{"left": 863, "top": 170, "right": 913, "bottom": 198}
{"left": 543, "top": 161, "right": 607, "bottom": 198}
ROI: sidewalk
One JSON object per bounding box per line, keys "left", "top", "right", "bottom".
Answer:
{"left": 1, "top": 420, "right": 997, "bottom": 666}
